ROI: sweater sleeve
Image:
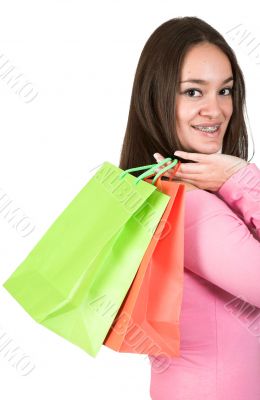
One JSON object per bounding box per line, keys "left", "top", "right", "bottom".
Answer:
{"left": 215, "top": 163, "right": 260, "bottom": 241}
{"left": 184, "top": 188, "right": 260, "bottom": 308}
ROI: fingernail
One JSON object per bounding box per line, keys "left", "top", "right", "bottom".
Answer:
{"left": 153, "top": 153, "right": 159, "bottom": 159}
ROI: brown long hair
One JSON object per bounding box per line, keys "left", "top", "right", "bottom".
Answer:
{"left": 119, "top": 16, "right": 254, "bottom": 176}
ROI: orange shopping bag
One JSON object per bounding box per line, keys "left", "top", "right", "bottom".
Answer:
{"left": 103, "top": 170, "right": 185, "bottom": 357}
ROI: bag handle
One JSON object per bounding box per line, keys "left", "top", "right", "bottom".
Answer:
{"left": 119, "top": 157, "right": 181, "bottom": 186}
{"left": 149, "top": 159, "right": 179, "bottom": 185}
{"left": 136, "top": 159, "right": 179, "bottom": 185}
{"left": 119, "top": 157, "right": 172, "bottom": 176}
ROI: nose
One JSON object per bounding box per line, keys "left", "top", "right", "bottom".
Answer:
{"left": 199, "top": 94, "right": 222, "bottom": 119}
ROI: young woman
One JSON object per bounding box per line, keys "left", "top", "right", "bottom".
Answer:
{"left": 119, "top": 16, "right": 260, "bottom": 400}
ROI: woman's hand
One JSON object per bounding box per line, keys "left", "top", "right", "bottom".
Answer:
{"left": 153, "top": 151, "right": 249, "bottom": 192}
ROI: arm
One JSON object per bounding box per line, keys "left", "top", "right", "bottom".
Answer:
{"left": 215, "top": 163, "right": 260, "bottom": 241}
{"left": 184, "top": 189, "right": 260, "bottom": 308}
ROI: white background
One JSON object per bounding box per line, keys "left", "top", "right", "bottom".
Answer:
{"left": 0, "top": 1, "right": 259, "bottom": 399}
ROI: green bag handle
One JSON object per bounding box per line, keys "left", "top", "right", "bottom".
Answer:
{"left": 149, "top": 158, "right": 178, "bottom": 185}
{"left": 119, "top": 157, "right": 179, "bottom": 186}
{"left": 119, "top": 157, "right": 172, "bottom": 184}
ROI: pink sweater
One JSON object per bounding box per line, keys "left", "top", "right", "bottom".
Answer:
{"left": 149, "top": 162, "right": 260, "bottom": 400}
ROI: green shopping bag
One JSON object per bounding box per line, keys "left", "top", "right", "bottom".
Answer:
{"left": 3, "top": 158, "right": 178, "bottom": 357}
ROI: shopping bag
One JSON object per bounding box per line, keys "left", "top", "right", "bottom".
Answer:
{"left": 104, "top": 167, "right": 185, "bottom": 357}
{"left": 3, "top": 158, "right": 175, "bottom": 357}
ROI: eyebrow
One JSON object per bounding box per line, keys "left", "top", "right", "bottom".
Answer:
{"left": 179, "top": 76, "right": 234, "bottom": 85}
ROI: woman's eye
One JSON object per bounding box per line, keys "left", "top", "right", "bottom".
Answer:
{"left": 183, "top": 89, "right": 201, "bottom": 97}
{"left": 220, "top": 87, "right": 233, "bottom": 95}
{"left": 183, "top": 87, "right": 233, "bottom": 97}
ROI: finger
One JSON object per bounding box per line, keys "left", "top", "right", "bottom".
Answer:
{"left": 153, "top": 153, "right": 173, "bottom": 167}
{"left": 174, "top": 171, "right": 201, "bottom": 180}
{"left": 154, "top": 169, "right": 172, "bottom": 178}
{"left": 153, "top": 153, "right": 167, "bottom": 162}
{"left": 154, "top": 164, "right": 173, "bottom": 176}
{"left": 174, "top": 151, "right": 206, "bottom": 163}
{"left": 174, "top": 177, "right": 198, "bottom": 186}
{"left": 167, "top": 165, "right": 201, "bottom": 179}
{"left": 175, "top": 164, "right": 203, "bottom": 175}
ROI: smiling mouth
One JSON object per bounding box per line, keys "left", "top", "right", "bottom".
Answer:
{"left": 191, "top": 125, "right": 221, "bottom": 137}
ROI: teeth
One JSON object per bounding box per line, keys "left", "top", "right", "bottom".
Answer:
{"left": 193, "top": 125, "right": 219, "bottom": 132}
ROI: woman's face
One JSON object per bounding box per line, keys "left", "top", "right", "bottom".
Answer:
{"left": 175, "top": 42, "right": 233, "bottom": 154}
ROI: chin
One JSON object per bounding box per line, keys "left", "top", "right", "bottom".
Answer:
{"left": 195, "top": 144, "right": 222, "bottom": 154}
